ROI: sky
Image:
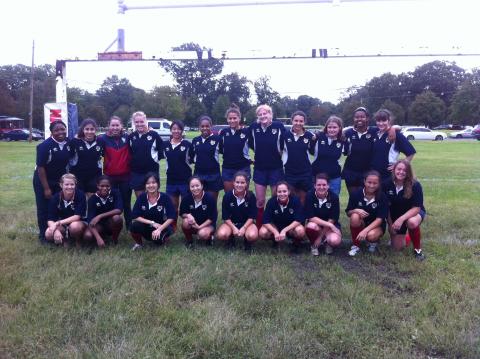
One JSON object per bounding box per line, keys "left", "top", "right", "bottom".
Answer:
{"left": 2, "top": 0, "right": 479, "bottom": 104}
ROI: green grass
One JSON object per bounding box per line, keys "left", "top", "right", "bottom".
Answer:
{"left": 0, "top": 141, "right": 479, "bottom": 358}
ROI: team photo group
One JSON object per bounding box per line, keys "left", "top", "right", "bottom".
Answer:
{"left": 33, "top": 103, "right": 426, "bottom": 260}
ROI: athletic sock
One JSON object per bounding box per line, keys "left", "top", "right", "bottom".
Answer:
{"left": 183, "top": 227, "right": 193, "bottom": 241}
{"left": 111, "top": 226, "right": 121, "bottom": 244}
{"left": 305, "top": 227, "right": 319, "bottom": 245}
{"left": 405, "top": 232, "right": 411, "bottom": 247}
{"left": 256, "top": 207, "right": 264, "bottom": 229}
{"left": 408, "top": 226, "right": 421, "bottom": 251}
{"left": 130, "top": 232, "right": 143, "bottom": 245}
{"left": 350, "top": 225, "right": 362, "bottom": 247}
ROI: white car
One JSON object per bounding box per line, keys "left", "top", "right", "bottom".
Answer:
{"left": 401, "top": 127, "right": 447, "bottom": 141}
{"left": 449, "top": 127, "right": 475, "bottom": 139}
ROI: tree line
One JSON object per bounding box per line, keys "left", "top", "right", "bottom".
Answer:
{"left": 1, "top": 42, "right": 480, "bottom": 129}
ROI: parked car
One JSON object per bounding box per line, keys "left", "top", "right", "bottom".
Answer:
{"left": 401, "top": 127, "right": 447, "bottom": 141}
{"left": 3, "top": 129, "right": 43, "bottom": 141}
{"left": 211, "top": 125, "right": 229, "bottom": 135}
{"left": 433, "top": 124, "right": 465, "bottom": 130}
{"left": 449, "top": 128, "right": 476, "bottom": 139}
{"left": 472, "top": 124, "right": 480, "bottom": 140}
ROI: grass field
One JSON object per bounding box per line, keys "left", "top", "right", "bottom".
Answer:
{"left": 0, "top": 140, "right": 479, "bottom": 358}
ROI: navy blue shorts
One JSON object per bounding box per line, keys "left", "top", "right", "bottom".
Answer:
{"left": 285, "top": 173, "right": 312, "bottom": 192}
{"left": 392, "top": 209, "right": 426, "bottom": 235}
{"left": 364, "top": 218, "right": 387, "bottom": 234}
{"left": 130, "top": 172, "right": 158, "bottom": 191}
{"left": 166, "top": 183, "right": 189, "bottom": 198}
{"left": 196, "top": 172, "right": 223, "bottom": 192}
{"left": 253, "top": 168, "right": 284, "bottom": 187}
{"left": 222, "top": 166, "right": 251, "bottom": 182}
{"left": 129, "top": 221, "right": 173, "bottom": 243}
{"left": 342, "top": 169, "right": 365, "bottom": 188}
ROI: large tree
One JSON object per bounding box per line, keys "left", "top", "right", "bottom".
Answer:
{"left": 159, "top": 43, "right": 224, "bottom": 112}
{"left": 448, "top": 77, "right": 480, "bottom": 126}
{"left": 96, "top": 75, "right": 136, "bottom": 117}
{"left": 215, "top": 72, "right": 251, "bottom": 115}
{"left": 408, "top": 91, "right": 446, "bottom": 128}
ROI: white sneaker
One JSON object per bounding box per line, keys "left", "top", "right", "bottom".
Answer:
{"left": 311, "top": 246, "right": 320, "bottom": 256}
{"left": 131, "top": 243, "right": 143, "bottom": 251}
{"left": 325, "top": 244, "right": 334, "bottom": 255}
{"left": 348, "top": 245, "right": 360, "bottom": 257}
{"left": 368, "top": 243, "right": 378, "bottom": 253}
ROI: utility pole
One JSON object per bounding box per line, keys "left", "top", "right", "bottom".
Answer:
{"left": 29, "top": 40, "right": 35, "bottom": 142}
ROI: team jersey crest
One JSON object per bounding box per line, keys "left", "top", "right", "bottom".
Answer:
{"left": 303, "top": 138, "right": 309, "bottom": 144}
{"left": 372, "top": 203, "right": 377, "bottom": 209}
{"left": 180, "top": 146, "right": 185, "bottom": 151}
{"left": 147, "top": 135, "right": 152, "bottom": 141}
{"left": 210, "top": 140, "right": 216, "bottom": 146}
{"left": 240, "top": 133, "right": 245, "bottom": 139}
{"left": 272, "top": 129, "right": 277, "bottom": 135}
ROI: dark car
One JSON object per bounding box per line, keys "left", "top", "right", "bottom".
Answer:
{"left": 472, "top": 124, "right": 480, "bottom": 140}
{"left": 211, "top": 125, "right": 229, "bottom": 135}
{"left": 4, "top": 129, "right": 43, "bottom": 141}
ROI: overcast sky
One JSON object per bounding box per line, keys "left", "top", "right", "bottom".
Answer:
{"left": 2, "top": 0, "right": 479, "bottom": 103}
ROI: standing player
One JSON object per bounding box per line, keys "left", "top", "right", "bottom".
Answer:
{"left": 304, "top": 174, "right": 342, "bottom": 256}
{"left": 248, "top": 104, "right": 285, "bottom": 228}
{"left": 259, "top": 181, "right": 305, "bottom": 252}
{"left": 191, "top": 116, "right": 222, "bottom": 203}
{"left": 45, "top": 174, "right": 87, "bottom": 247}
{"left": 345, "top": 170, "right": 388, "bottom": 257}
{"left": 164, "top": 120, "right": 194, "bottom": 229}
{"left": 98, "top": 116, "right": 132, "bottom": 227}
{"left": 311, "top": 116, "right": 344, "bottom": 196}
{"left": 129, "top": 173, "right": 176, "bottom": 250}
{"left": 84, "top": 175, "right": 123, "bottom": 248}
{"left": 384, "top": 160, "right": 426, "bottom": 260}
{"left": 216, "top": 171, "right": 258, "bottom": 251}
{"left": 128, "top": 111, "right": 163, "bottom": 197}
{"left": 219, "top": 104, "right": 251, "bottom": 192}
{"left": 33, "top": 120, "right": 71, "bottom": 244}
{"left": 179, "top": 176, "right": 218, "bottom": 248}
{"left": 281, "top": 110, "right": 314, "bottom": 205}
{"left": 371, "top": 109, "right": 416, "bottom": 182}
{"left": 69, "top": 118, "right": 103, "bottom": 197}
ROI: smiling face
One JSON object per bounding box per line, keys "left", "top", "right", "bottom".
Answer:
{"left": 276, "top": 184, "right": 290, "bottom": 203}
{"left": 133, "top": 115, "right": 148, "bottom": 134}
{"left": 51, "top": 123, "right": 67, "bottom": 142}
{"left": 256, "top": 108, "right": 272, "bottom": 126}
{"left": 314, "top": 178, "right": 329, "bottom": 198}
{"left": 376, "top": 116, "right": 390, "bottom": 132}
{"left": 353, "top": 110, "right": 368, "bottom": 131}
{"left": 292, "top": 115, "right": 305, "bottom": 133}
{"left": 326, "top": 122, "right": 340, "bottom": 138}
{"left": 97, "top": 179, "right": 111, "bottom": 197}
{"left": 61, "top": 178, "right": 76, "bottom": 196}
{"left": 145, "top": 176, "right": 159, "bottom": 193}
{"left": 171, "top": 123, "right": 183, "bottom": 140}
{"left": 233, "top": 175, "right": 248, "bottom": 194}
{"left": 227, "top": 112, "right": 241, "bottom": 129}
{"left": 108, "top": 119, "right": 122, "bottom": 137}
{"left": 199, "top": 119, "right": 212, "bottom": 138}
{"left": 83, "top": 124, "right": 96, "bottom": 141}
{"left": 393, "top": 162, "right": 407, "bottom": 182}
{"left": 189, "top": 178, "right": 203, "bottom": 197}
{"left": 364, "top": 174, "right": 380, "bottom": 195}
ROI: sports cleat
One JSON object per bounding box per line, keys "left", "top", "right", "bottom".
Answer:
{"left": 414, "top": 250, "right": 426, "bottom": 261}
{"left": 311, "top": 246, "right": 320, "bottom": 256}
{"left": 367, "top": 243, "right": 378, "bottom": 253}
{"left": 348, "top": 245, "right": 360, "bottom": 257}
{"left": 325, "top": 244, "right": 334, "bottom": 255}
{"left": 131, "top": 243, "right": 143, "bottom": 251}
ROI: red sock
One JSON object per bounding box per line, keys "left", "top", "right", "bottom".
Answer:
{"left": 172, "top": 219, "right": 178, "bottom": 232}
{"left": 256, "top": 207, "right": 264, "bottom": 229}
{"left": 408, "top": 226, "right": 421, "bottom": 251}
{"left": 130, "top": 232, "right": 143, "bottom": 245}
{"left": 350, "top": 225, "right": 362, "bottom": 247}
{"left": 111, "top": 226, "right": 121, "bottom": 243}
{"left": 305, "top": 227, "right": 319, "bottom": 245}
{"left": 405, "top": 232, "right": 411, "bottom": 247}
{"left": 183, "top": 227, "right": 193, "bottom": 241}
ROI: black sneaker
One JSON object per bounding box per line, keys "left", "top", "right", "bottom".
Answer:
{"left": 206, "top": 236, "right": 214, "bottom": 246}
{"left": 414, "top": 250, "right": 426, "bottom": 261}
{"left": 185, "top": 240, "right": 194, "bottom": 249}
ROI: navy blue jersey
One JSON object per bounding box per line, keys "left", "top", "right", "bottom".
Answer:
{"left": 35, "top": 137, "right": 72, "bottom": 183}
{"left": 131, "top": 192, "right": 176, "bottom": 224}
{"left": 221, "top": 190, "right": 257, "bottom": 224}
{"left": 248, "top": 121, "right": 285, "bottom": 170}
{"left": 304, "top": 190, "right": 340, "bottom": 224}
{"left": 345, "top": 188, "right": 388, "bottom": 224}
{"left": 263, "top": 195, "right": 304, "bottom": 229}
{"left": 179, "top": 192, "right": 218, "bottom": 226}
{"left": 192, "top": 134, "right": 221, "bottom": 175}
{"left": 311, "top": 133, "right": 344, "bottom": 178}
{"left": 86, "top": 189, "right": 123, "bottom": 223}
{"left": 164, "top": 139, "right": 194, "bottom": 185}
{"left": 281, "top": 130, "right": 314, "bottom": 176}
{"left": 370, "top": 131, "right": 416, "bottom": 178}
{"left": 342, "top": 127, "right": 377, "bottom": 173}
{"left": 47, "top": 189, "right": 86, "bottom": 221}
{"left": 128, "top": 130, "right": 164, "bottom": 174}
{"left": 69, "top": 138, "right": 103, "bottom": 178}
{"left": 383, "top": 180, "right": 425, "bottom": 221}
{"left": 219, "top": 127, "right": 251, "bottom": 169}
